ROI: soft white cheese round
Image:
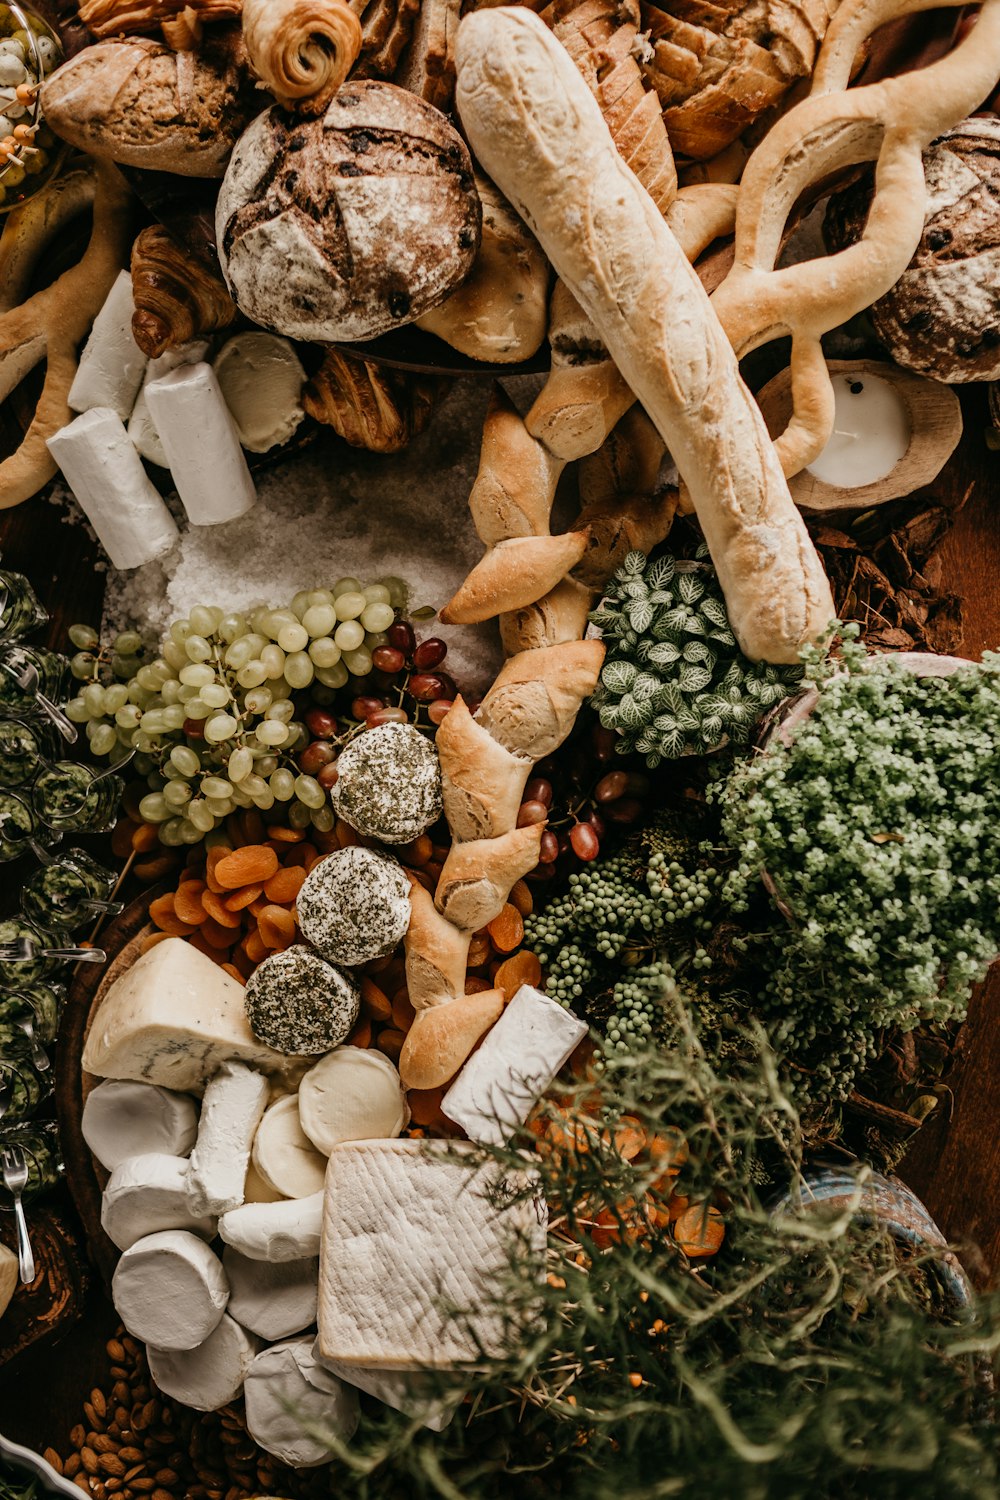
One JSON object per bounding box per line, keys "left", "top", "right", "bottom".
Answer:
{"left": 244, "top": 1338, "right": 359, "bottom": 1467}
{"left": 217, "top": 1192, "right": 324, "bottom": 1263}
{"left": 112, "top": 1231, "right": 229, "bottom": 1350}
{"left": 147, "top": 1314, "right": 259, "bottom": 1411}
{"left": 223, "top": 1246, "right": 319, "bottom": 1340}
{"left": 82, "top": 1079, "right": 199, "bottom": 1171}
{"left": 298, "top": 1048, "right": 409, "bottom": 1156}
{"left": 252, "top": 1095, "right": 327, "bottom": 1200}
{"left": 187, "top": 1061, "right": 270, "bottom": 1217}
{"left": 212, "top": 332, "right": 305, "bottom": 454}
{"left": 243, "top": 1157, "right": 287, "bottom": 1205}
{"left": 101, "top": 1153, "right": 216, "bottom": 1252}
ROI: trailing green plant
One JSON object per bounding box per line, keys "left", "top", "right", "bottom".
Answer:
{"left": 589, "top": 546, "right": 802, "bottom": 763}
{"left": 307, "top": 1002, "right": 1000, "bottom": 1500}
{"left": 715, "top": 637, "right": 1000, "bottom": 1101}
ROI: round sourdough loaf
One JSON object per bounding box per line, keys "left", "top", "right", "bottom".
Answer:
{"left": 216, "top": 80, "right": 482, "bottom": 341}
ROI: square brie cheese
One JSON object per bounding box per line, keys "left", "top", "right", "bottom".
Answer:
{"left": 318, "top": 1139, "right": 546, "bottom": 1370}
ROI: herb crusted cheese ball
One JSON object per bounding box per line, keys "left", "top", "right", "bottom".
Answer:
{"left": 297, "top": 846, "right": 411, "bottom": 967}
{"left": 332, "top": 723, "right": 442, "bottom": 844}
{"left": 244, "top": 946, "right": 360, "bottom": 1055}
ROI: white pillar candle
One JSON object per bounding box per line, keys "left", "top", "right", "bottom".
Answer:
{"left": 144, "top": 362, "right": 257, "bottom": 526}
{"left": 68, "top": 271, "right": 148, "bottom": 421}
{"left": 46, "top": 408, "right": 179, "bottom": 570}
{"left": 806, "top": 373, "right": 911, "bottom": 489}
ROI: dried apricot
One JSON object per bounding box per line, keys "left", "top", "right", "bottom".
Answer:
{"left": 224, "top": 883, "right": 264, "bottom": 912}
{"left": 221, "top": 963, "right": 246, "bottom": 985}
{"left": 408, "top": 1086, "right": 448, "bottom": 1128}
{"left": 267, "top": 825, "right": 306, "bottom": 844}
{"left": 214, "top": 845, "right": 279, "bottom": 890}
{"left": 673, "top": 1203, "right": 724, "bottom": 1258}
{"left": 391, "top": 989, "right": 415, "bottom": 1032}
{"left": 258, "top": 905, "right": 296, "bottom": 950}
{"left": 134, "top": 852, "right": 181, "bottom": 883}
{"left": 398, "top": 834, "right": 433, "bottom": 868}
{"left": 148, "top": 894, "right": 197, "bottom": 938}
{"left": 467, "top": 934, "right": 491, "bottom": 967}
{"left": 465, "top": 976, "right": 492, "bottom": 994}
{"left": 131, "top": 822, "right": 160, "bottom": 855}
{"left": 377, "top": 1027, "right": 405, "bottom": 1062}
{"left": 200, "top": 917, "right": 237, "bottom": 951}
{"left": 173, "top": 881, "right": 207, "bottom": 926}
{"left": 111, "top": 818, "right": 138, "bottom": 860}
{"left": 487, "top": 903, "right": 524, "bottom": 954}
{"left": 494, "top": 950, "right": 543, "bottom": 1000}
{"left": 201, "top": 889, "right": 242, "bottom": 929}
{"left": 508, "top": 878, "right": 533, "bottom": 918}
{"left": 263, "top": 865, "right": 307, "bottom": 904}
{"left": 244, "top": 928, "right": 268, "bottom": 965}
{"left": 205, "top": 846, "right": 231, "bottom": 895}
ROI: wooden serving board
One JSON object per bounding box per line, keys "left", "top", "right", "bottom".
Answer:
{"left": 55, "top": 888, "right": 167, "bottom": 1289}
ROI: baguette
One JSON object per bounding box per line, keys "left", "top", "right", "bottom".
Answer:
{"left": 440, "top": 532, "right": 589, "bottom": 625}
{"left": 499, "top": 576, "right": 593, "bottom": 654}
{"left": 404, "top": 878, "right": 470, "bottom": 1010}
{"left": 435, "top": 696, "right": 531, "bottom": 842}
{"left": 455, "top": 8, "right": 834, "bottom": 664}
{"left": 476, "top": 640, "right": 605, "bottom": 760}
{"left": 469, "top": 385, "right": 565, "bottom": 545}
{"left": 398, "top": 990, "right": 505, "bottom": 1091}
{"left": 435, "top": 824, "right": 544, "bottom": 931}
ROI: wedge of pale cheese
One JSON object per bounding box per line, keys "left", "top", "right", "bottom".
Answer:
{"left": 313, "top": 1339, "right": 463, "bottom": 1431}
{"left": 442, "top": 984, "right": 588, "bottom": 1146}
{"left": 83, "top": 939, "right": 293, "bottom": 1094}
{"left": 318, "top": 1140, "right": 546, "bottom": 1370}
{"left": 147, "top": 1314, "right": 259, "bottom": 1412}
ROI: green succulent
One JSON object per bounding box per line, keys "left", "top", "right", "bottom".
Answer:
{"left": 589, "top": 547, "right": 802, "bottom": 763}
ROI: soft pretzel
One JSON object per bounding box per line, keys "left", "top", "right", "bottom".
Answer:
{"left": 0, "top": 167, "right": 97, "bottom": 317}
{"left": 0, "top": 160, "right": 132, "bottom": 509}
{"left": 711, "top": 0, "right": 1000, "bottom": 476}
{"left": 454, "top": 6, "right": 833, "bottom": 665}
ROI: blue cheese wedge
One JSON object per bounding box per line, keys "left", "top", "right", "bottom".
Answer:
{"left": 83, "top": 939, "right": 294, "bottom": 1095}
{"left": 317, "top": 1140, "right": 546, "bottom": 1369}
{"left": 442, "top": 983, "right": 588, "bottom": 1146}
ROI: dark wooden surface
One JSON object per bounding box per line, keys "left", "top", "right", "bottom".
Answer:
{"left": 0, "top": 371, "right": 996, "bottom": 1456}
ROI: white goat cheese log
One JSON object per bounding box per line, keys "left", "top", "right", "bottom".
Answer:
{"left": 244, "top": 1339, "right": 359, "bottom": 1468}
{"left": 83, "top": 939, "right": 292, "bottom": 1094}
{"left": 442, "top": 983, "right": 588, "bottom": 1145}
{"left": 101, "top": 1153, "right": 216, "bottom": 1251}
{"left": 144, "top": 362, "right": 257, "bottom": 525}
{"left": 128, "top": 339, "right": 210, "bottom": 467}
{"left": 223, "top": 1246, "right": 319, "bottom": 1340}
{"left": 111, "top": 1230, "right": 229, "bottom": 1351}
{"left": 454, "top": 7, "right": 835, "bottom": 664}
{"left": 186, "top": 1061, "right": 269, "bottom": 1216}
{"left": 218, "top": 1191, "right": 324, "bottom": 1263}
{"left": 81, "top": 1079, "right": 198, "bottom": 1171}
{"left": 147, "top": 1315, "right": 259, "bottom": 1412}
{"left": 318, "top": 1140, "right": 547, "bottom": 1369}
{"left": 68, "top": 270, "right": 148, "bottom": 419}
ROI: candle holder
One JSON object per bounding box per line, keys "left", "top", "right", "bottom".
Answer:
{"left": 0, "top": 1121, "right": 61, "bottom": 1204}
{"left": 755, "top": 359, "right": 963, "bottom": 513}
{"left": 0, "top": 1, "right": 66, "bottom": 216}
{"left": 0, "top": 982, "right": 62, "bottom": 1059}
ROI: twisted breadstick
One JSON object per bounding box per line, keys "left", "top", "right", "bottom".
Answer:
{"left": 711, "top": 0, "right": 1000, "bottom": 475}
{"left": 242, "top": 0, "right": 362, "bottom": 113}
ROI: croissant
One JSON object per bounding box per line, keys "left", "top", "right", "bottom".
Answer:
{"left": 241, "top": 0, "right": 361, "bottom": 114}
{"left": 302, "top": 349, "right": 442, "bottom": 453}
{"left": 130, "top": 224, "right": 236, "bottom": 358}
{"left": 78, "top": 0, "right": 241, "bottom": 41}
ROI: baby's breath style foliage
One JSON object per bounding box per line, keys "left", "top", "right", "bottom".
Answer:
{"left": 589, "top": 547, "right": 802, "bottom": 762}
{"left": 716, "top": 641, "right": 1000, "bottom": 1100}
{"left": 311, "top": 1008, "right": 1000, "bottom": 1500}
{"left": 523, "top": 815, "right": 722, "bottom": 1055}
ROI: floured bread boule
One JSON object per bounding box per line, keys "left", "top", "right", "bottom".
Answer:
{"left": 297, "top": 846, "right": 411, "bottom": 966}
{"left": 244, "top": 946, "right": 359, "bottom": 1055}
{"left": 216, "top": 80, "right": 482, "bottom": 342}
{"left": 332, "top": 722, "right": 442, "bottom": 843}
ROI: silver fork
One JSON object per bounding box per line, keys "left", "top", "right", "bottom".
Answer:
{"left": 0, "top": 937, "right": 106, "bottom": 965}
{"left": 2, "top": 1145, "right": 34, "bottom": 1283}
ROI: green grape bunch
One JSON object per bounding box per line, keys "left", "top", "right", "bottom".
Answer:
{"left": 589, "top": 547, "right": 803, "bottom": 763}
{"left": 64, "top": 578, "right": 406, "bottom": 848}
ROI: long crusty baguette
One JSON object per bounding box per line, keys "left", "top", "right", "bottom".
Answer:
{"left": 435, "top": 823, "right": 544, "bottom": 931}
{"left": 454, "top": 7, "right": 834, "bottom": 664}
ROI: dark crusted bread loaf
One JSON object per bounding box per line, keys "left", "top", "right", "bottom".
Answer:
{"left": 39, "top": 27, "right": 262, "bottom": 178}
{"left": 216, "top": 80, "right": 482, "bottom": 342}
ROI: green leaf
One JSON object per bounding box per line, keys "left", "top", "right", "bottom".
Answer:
{"left": 658, "top": 724, "right": 685, "bottom": 757}
{"left": 621, "top": 551, "right": 646, "bottom": 577}
{"left": 646, "top": 555, "right": 675, "bottom": 590}
{"left": 624, "top": 579, "right": 649, "bottom": 601}
{"left": 708, "top": 628, "right": 738, "bottom": 650}
{"left": 679, "top": 665, "right": 713, "bottom": 693}
{"left": 410, "top": 605, "right": 438, "bottom": 620}
{"left": 633, "top": 672, "right": 662, "bottom": 702}
{"left": 618, "top": 693, "right": 644, "bottom": 729}
{"left": 658, "top": 683, "right": 686, "bottom": 717}
{"left": 662, "top": 605, "right": 692, "bottom": 632}
{"left": 626, "top": 600, "right": 655, "bottom": 634}
{"left": 700, "top": 595, "right": 730, "bottom": 630}
{"left": 678, "top": 573, "right": 705, "bottom": 605}
{"left": 647, "top": 640, "right": 682, "bottom": 668}
{"left": 601, "top": 659, "right": 638, "bottom": 695}
{"left": 677, "top": 707, "right": 702, "bottom": 733}
{"left": 682, "top": 640, "right": 712, "bottom": 664}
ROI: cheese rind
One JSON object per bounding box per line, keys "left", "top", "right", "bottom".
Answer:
{"left": 442, "top": 984, "right": 588, "bottom": 1145}
{"left": 212, "top": 332, "right": 305, "bottom": 453}
{"left": 83, "top": 939, "right": 294, "bottom": 1095}
{"left": 147, "top": 1314, "right": 259, "bottom": 1412}
{"left": 82, "top": 1079, "right": 199, "bottom": 1170}
{"left": 313, "top": 1341, "right": 463, "bottom": 1432}
{"left": 187, "top": 1061, "right": 269, "bottom": 1216}
{"left": 128, "top": 340, "right": 211, "bottom": 467}
{"left": 112, "top": 1230, "right": 229, "bottom": 1351}
{"left": 224, "top": 1246, "right": 319, "bottom": 1340}
{"left": 318, "top": 1140, "right": 547, "bottom": 1369}
{"left": 144, "top": 362, "right": 257, "bottom": 526}
{"left": 244, "top": 1339, "right": 359, "bottom": 1468}
{"left": 69, "top": 270, "right": 148, "bottom": 419}
{"left": 252, "top": 1094, "right": 327, "bottom": 1200}
{"left": 218, "top": 1191, "right": 324, "bottom": 1263}
{"left": 101, "top": 1153, "right": 216, "bottom": 1251}
{"left": 298, "top": 1048, "right": 408, "bottom": 1156}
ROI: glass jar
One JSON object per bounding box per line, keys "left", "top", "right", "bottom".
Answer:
{"left": 0, "top": 786, "right": 46, "bottom": 861}
{"left": 0, "top": 982, "right": 61, "bottom": 1049}
{"left": 31, "top": 759, "right": 123, "bottom": 833}
{"left": 0, "top": 1121, "right": 61, "bottom": 1204}
{"left": 0, "top": 2, "right": 65, "bottom": 216}
{"left": 0, "top": 1037, "right": 50, "bottom": 1120}
{"left": 0, "top": 569, "right": 47, "bottom": 642}
{"left": 0, "top": 916, "right": 59, "bottom": 986}
{"left": 0, "top": 716, "right": 56, "bottom": 789}
{"left": 21, "top": 848, "right": 119, "bottom": 932}
{"left": 0, "top": 643, "right": 69, "bottom": 717}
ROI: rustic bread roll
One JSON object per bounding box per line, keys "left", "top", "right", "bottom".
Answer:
{"left": 216, "top": 81, "right": 482, "bottom": 342}
{"left": 435, "top": 696, "right": 530, "bottom": 842}
{"left": 435, "top": 824, "right": 544, "bottom": 931}
{"left": 398, "top": 990, "right": 505, "bottom": 1091}
{"left": 40, "top": 29, "right": 261, "bottom": 178}
{"left": 476, "top": 640, "right": 605, "bottom": 760}
{"left": 455, "top": 8, "right": 834, "bottom": 664}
